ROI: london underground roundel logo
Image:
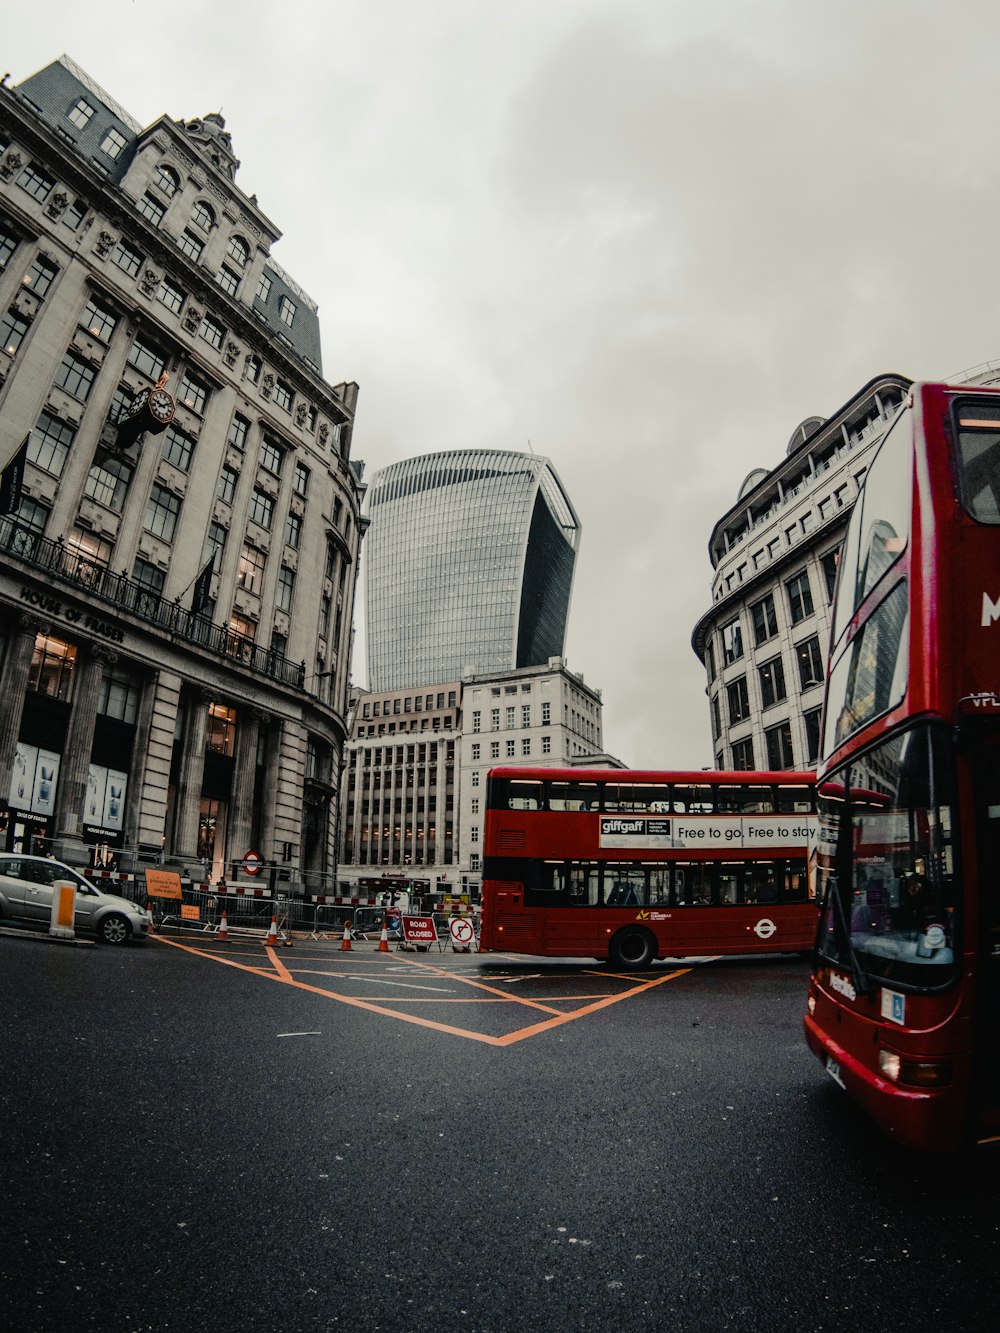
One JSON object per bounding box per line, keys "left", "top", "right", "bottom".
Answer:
{"left": 242, "top": 851, "right": 262, "bottom": 876}
{"left": 754, "top": 917, "right": 777, "bottom": 940}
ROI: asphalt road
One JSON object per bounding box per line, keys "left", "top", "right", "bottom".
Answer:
{"left": 2, "top": 928, "right": 999, "bottom": 1333}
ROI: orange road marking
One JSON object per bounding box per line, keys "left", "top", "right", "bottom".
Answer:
{"left": 151, "top": 935, "right": 690, "bottom": 1045}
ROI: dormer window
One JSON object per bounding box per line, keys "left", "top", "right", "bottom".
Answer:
{"left": 67, "top": 99, "right": 95, "bottom": 130}
{"left": 100, "top": 128, "right": 128, "bottom": 160}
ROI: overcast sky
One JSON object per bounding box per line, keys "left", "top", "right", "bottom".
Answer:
{"left": 7, "top": 1, "right": 1000, "bottom": 767}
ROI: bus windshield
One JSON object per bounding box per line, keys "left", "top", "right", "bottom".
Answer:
{"left": 815, "top": 721, "right": 959, "bottom": 991}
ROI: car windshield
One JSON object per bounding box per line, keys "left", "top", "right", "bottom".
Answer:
{"left": 815, "top": 721, "right": 959, "bottom": 991}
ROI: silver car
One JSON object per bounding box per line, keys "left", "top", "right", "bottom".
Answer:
{"left": 0, "top": 853, "right": 150, "bottom": 945}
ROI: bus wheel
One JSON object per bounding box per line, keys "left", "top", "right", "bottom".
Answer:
{"left": 608, "top": 927, "right": 656, "bottom": 970}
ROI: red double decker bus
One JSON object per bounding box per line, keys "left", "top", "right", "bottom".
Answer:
{"left": 480, "top": 767, "right": 816, "bottom": 968}
{"left": 805, "top": 381, "right": 1000, "bottom": 1151}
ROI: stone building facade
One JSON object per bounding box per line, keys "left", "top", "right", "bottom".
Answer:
{"left": 339, "top": 658, "right": 604, "bottom": 900}
{"left": 691, "top": 374, "right": 911, "bottom": 773}
{"left": 0, "top": 57, "right": 363, "bottom": 890}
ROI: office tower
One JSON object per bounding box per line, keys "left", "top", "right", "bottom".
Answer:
{"left": 365, "top": 449, "right": 580, "bottom": 691}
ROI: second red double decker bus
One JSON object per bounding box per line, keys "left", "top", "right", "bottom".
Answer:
{"left": 805, "top": 380, "right": 1000, "bottom": 1151}
{"left": 481, "top": 767, "right": 816, "bottom": 967}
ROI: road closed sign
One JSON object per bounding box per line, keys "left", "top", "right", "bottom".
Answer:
{"left": 401, "top": 915, "right": 436, "bottom": 946}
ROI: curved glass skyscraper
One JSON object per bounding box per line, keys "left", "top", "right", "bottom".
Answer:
{"left": 365, "top": 450, "right": 581, "bottom": 691}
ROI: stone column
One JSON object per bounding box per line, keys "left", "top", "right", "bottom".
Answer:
{"left": 259, "top": 716, "right": 283, "bottom": 858}
{"left": 170, "top": 689, "right": 209, "bottom": 870}
{"left": 0, "top": 617, "right": 41, "bottom": 795}
{"left": 51, "top": 642, "right": 116, "bottom": 867}
{"left": 226, "top": 707, "right": 262, "bottom": 865}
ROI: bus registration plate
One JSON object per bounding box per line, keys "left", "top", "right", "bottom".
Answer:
{"left": 825, "top": 1056, "right": 846, "bottom": 1089}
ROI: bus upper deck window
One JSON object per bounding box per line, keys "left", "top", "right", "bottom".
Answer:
{"left": 547, "top": 782, "right": 599, "bottom": 811}
{"left": 777, "top": 786, "right": 815, "bottom": 813}
{"left": 955, "top": 402, "right": 1000, "bottom": 523}
{"left": 716, "top": 786, "right": 774, "bottom": 814}
{"left": 673, "top": 786, "right": 714, "bottom": 814}
{"left": 507, "top": 782, "right": 542, "bottom": 810}
{"left": 605, "top": 784, "right": 669, "bottom": 813}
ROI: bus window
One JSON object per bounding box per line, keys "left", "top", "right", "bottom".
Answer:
{"left": 674, "top": 862, "right": 714, "bottom": 905}
{"left": 648, "top": 867, "right": 670, "bottom": 906}
{"left": 547, "top": 782, "right": 599, "bottom": 811}
{"left": 672, "top": 786, "right": 714, "bottom": 814}
{"left": 776, "top": 786, "right": 814, "bottom": 814}
{"left": 953, "top": 400, "right": 1000, "bottom": 522}
{"left": 604, "top": 784, "right": 670, "bottom": 813}
{"left": 602, "top": 864, "right": 646, "bottom": 907}
{"left": 856, "top": 415, "right": 912, "bottom": 602}
{"left": 782, "top": 859, "right": 809, "bottom": 901}
{"left": 507, "top": 781, "right": 542, "bottom": 810}
{"left": 719, "top": 864, "right": 740, "bottom": 904}
{"left": 567, "top": 864, "right": 600, "bottom": 906}
{"left": 523, "top": 860, "right": 568, "bottom": 903}
{"left": 825, "top": 580, "right": 909, "bottom": 753}
{"left": 744, "top": 863, "right": 778, "bottom": 904}
{"left": 716, "top": 785, "right": 775, "bottom": 814}
{"left": 830, "top": 407, "right": 912, "bottom": 645}
{"left": 522, "top": 860, "right": 600, "bottom": 905}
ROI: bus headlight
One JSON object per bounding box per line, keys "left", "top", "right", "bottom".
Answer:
{"left": 807, "top": 994, "right": 816, "bottom": 1015}
{"left": 878, "top": 1049, "right": 953, "bottom": 1087}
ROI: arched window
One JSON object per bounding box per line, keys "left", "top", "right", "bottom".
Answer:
{"left": 155, "top": 165, "right": 180, "bottom": 198}
{"left": 193, "top": 200, "right": 215, "bottom": 233}
{"left": 226, "top": 234, "right": 250, "bottom": 268}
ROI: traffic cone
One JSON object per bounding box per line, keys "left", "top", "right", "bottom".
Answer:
{"left": 217, "top": 909, "right": 229, "bottom": 942}
{"left": 264, "top": 915, "right": 278, "bottom": 947}
{"left": 377, "top": 921, "right": 390, "bottom": 953}
{"left": 340, "top": 920, "right": 353, "bottom": 951}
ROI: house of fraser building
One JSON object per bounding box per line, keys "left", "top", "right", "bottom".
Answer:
{"left": 0, "top": 57, "right": 363, "bottom": 887}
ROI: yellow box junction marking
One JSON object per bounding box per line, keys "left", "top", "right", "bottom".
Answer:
{"left": 152, "top": 934, "right": 690, "bottom": 1046}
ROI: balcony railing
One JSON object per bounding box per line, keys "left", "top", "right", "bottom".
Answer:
{"left": 1, "top": 516, "right": 306, "bottom": 688}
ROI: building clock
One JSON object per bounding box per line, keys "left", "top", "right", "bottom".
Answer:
{"left": 115, "top": 383, "right": 176, "bottom": 449}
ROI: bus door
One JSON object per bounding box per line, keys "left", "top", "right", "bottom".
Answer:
{"left": 541, "top": 863, "right": 600, "bottom": 955}
{"left": 970, "top": 730, "right": 1000, "bottom": 1138}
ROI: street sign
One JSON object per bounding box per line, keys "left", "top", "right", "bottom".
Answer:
{"left": 401, "top": 915, "right": 436, "bottom": 947}
{"left": 144, "top": 868, "right": 183, "bottom": 899}
{"left": 449, "top": 917, "right": 475, "bottom": 951}
{"left": 242, "top": 851, "right": 263, "bottom": 876}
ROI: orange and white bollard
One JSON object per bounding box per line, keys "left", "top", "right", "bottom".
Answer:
{"left": 377, "top": 921, "right": 390, "bottom": 953}
{"left": 340, "top": 920, "right": 353, "bottom": 951}
{"left": 264, "top": 915, "right": 278, "bottom": 947}
{"left": 217, "top": 909, "right": 229, "bottom": 942}
{"left": 146, "top": 901, "right": 156, "bottom": 934}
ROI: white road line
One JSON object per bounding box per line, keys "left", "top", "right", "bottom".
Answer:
{"left": 294, "top": 969, "right": 454, "bottom": 993}
{"left": 276, "top": 1031, "right": 322, "bottom": 1037}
